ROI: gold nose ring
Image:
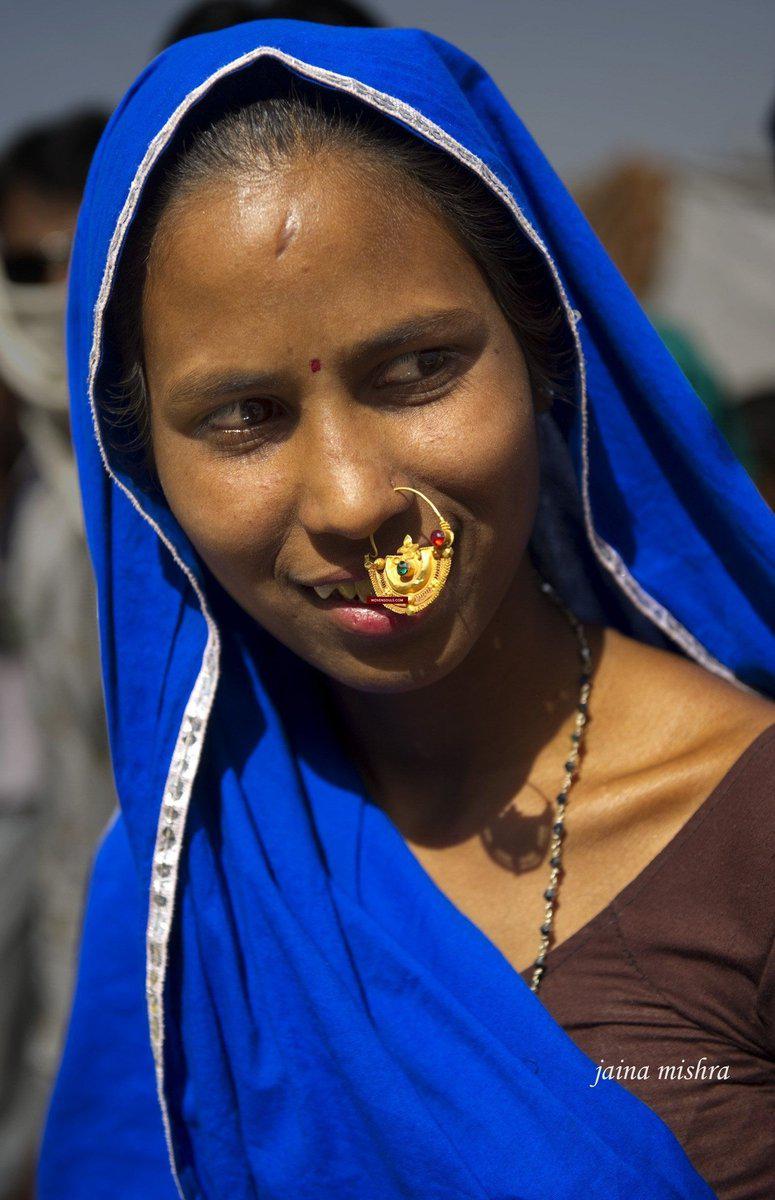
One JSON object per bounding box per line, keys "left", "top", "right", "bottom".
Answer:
{"left": 364, "top": 486, "right": 455, "bottom": 615}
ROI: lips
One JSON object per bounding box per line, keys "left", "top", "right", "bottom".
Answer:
{"left": 296, "top": 572, "right": 438, "bottom": 637}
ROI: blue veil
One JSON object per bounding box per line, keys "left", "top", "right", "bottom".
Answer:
{"left": 39, "top": 19, "right": 774, "bottom": 1200}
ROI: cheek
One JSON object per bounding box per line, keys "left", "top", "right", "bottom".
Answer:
{"left": 448, "top": 390, "right": 536, "bottom": 503}
{"left": 152, "top": 427, "right": 289, "bottom": 591}
{"left": 419, "top": 346, "right": 541, "bottom": 622}
{"left": 453, "top": 396, "right": 539, "bottom": 597}
{"left": 412, "top": 349, "right": 539, "bottom": 539}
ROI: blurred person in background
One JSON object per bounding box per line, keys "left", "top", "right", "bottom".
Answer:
{"left": 735, "top": 92, "right": 775, "bottom": 510}
{"left": 0, "top": 109, "right": 114, "bottom": 1200}
{"left": 0, "top": 272, "right": 39, "bottom": 1200}
{"left": 576, "top": 123, "right": 775, "bottom": 504}
{"left": 575, "top": 159, "right": 759, "bottom": 477}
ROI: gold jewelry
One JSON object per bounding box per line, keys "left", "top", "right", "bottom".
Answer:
{"left": 364, "top": 487, "right": 455, "bottom": 614}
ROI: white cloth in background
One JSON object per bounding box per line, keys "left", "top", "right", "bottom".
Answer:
{"left": 652, "top": 158, "right": 775, "bottom": 401}
{"left": 0, "top": 268, "right": 68, "bottom": 414}
{"left": 7, "top": 459, "right": 116, "bottom": 1122}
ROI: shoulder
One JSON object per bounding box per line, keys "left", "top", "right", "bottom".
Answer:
{"left": 584, "top": 626, "right": 775, "bottom": 801}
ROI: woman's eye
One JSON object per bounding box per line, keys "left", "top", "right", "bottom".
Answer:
{"left": 200, "top": 398, "right": 276, "bottom": 439}
{"left": 375, "top": 349, "right": 456, "bottom": 390}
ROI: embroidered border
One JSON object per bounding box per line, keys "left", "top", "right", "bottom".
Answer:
{"left": 86, "top": 44, "right": 742, "bottom": 1199}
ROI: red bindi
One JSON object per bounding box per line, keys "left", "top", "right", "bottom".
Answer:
{"left": 310, "top": 358, "right": 322, "bottom": 373}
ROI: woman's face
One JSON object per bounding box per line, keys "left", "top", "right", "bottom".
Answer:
{"left": 144, "top": 152, "right": 543, "bottom": 693}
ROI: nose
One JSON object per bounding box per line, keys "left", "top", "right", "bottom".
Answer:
{"left": 295, "top": 407, "right": 407, "bottom": 545}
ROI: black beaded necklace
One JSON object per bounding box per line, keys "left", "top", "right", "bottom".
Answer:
{"left": 528, "top": 579, "right": 592, "bottom": 993}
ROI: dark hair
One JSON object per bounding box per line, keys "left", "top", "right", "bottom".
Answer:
{"left": 0, "top": 108, "right": 107, "bottom": 211}
{"left": 106, "top": 86, "right": 574, "bottom": 477}
{"left": 161, "top": 0, "right": 379, "bottom": 48}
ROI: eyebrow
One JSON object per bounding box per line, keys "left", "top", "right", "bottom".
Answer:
{"left": 165, "top": 369, "right": 285, "bottom": 412}
{"left": 164, "top": 306, "right": 484, "bottom": 410}
{"left": 347, "top": 306, "right": 485, "bottom": 360}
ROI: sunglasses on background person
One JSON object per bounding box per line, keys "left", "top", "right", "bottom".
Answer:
{"left": 2, "top": 231, "right": 73, "bottom": 284}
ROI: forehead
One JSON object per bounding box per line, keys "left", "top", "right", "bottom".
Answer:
{"left": 142, "top": 156, "right": 488, "bottom": 356}
{"left": 152, "top": 153, "right": 463, "bottom": 278}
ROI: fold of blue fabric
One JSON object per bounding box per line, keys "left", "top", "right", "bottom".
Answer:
{"left": 39, "top": 17, "right": 773, "bottom": 1200}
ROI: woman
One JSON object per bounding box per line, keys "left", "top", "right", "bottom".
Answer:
{"left": 38, "top": 19, "right": 774, "bottom": 1200}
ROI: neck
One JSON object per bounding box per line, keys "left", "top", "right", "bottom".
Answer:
{"left": 326, "top": 556, "right": 597, "bottom": 843}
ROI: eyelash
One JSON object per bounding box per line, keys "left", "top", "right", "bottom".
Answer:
{"left": 372, "top": 348, "right": 459, "bottom": 393}
{"left": 199, "top": 348, "right": 461, "bottom": 450}
{"left": 199, "top": 398, "right": 279, "bottom": 447}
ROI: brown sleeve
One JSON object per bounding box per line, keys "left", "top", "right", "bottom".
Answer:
{"left": 612, "top": 722, "right": 775, "bottom": 1057}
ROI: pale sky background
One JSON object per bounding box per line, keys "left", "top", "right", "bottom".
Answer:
{"left": 1, "top": 0, "right": 774, "bottom": 181}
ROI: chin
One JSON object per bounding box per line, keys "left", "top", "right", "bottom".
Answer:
{"left": 295, "top": 623, "right": 476, "bottom": 695}
{"left": 317, "top": 659, "right": 455, "bottom": 695}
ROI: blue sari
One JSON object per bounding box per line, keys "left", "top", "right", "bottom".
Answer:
{"left": 39, "top": 19, "right": 774, "bottom": 1200}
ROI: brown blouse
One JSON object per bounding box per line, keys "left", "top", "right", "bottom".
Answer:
{"left": 519, "top": 722, "right": 775, "bottom": 1200}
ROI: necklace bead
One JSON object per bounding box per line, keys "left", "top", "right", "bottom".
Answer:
{"left": 530, "top": 579, "right": 591, "bottom": 994}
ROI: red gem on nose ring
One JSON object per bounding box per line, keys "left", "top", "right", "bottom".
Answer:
{"left": 430, "top": 528, "right": 447, "bottom": 548}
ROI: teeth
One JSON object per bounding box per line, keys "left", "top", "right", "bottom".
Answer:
{"left": 312, "top": 579, "right": 372, "bottom": 602}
